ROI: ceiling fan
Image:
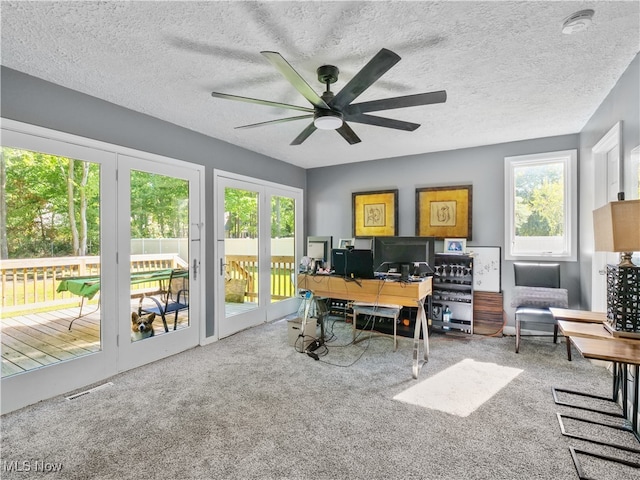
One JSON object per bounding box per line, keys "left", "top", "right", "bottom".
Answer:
{"left": 210, "top": 48, "right": 447, "bottom": 145}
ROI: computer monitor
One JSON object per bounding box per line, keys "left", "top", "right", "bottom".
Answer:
{"left": 373, "top": 236, "right": 435, "bottom": 276}
{"left": 306, "top": 236, "right": 332, "bottom": 269}
{"left": 331, "top": 249, "right": 375, "bottom": 279}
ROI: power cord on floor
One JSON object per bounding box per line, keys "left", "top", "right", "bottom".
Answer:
{"left": 312, "top": 314, "right": 381, "bottom": 368}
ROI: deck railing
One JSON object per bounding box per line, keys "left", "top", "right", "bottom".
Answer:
{"left": 0, "top": 254, "right": 187, "bottom": 313}
{"left": 1, "top": 254, "right": 296, "bottom": 313}
{"left": 225, "top": 255, "right": 296, "bottom": 302}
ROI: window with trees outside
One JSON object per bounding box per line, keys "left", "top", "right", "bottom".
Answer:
{"left": 505, "top": 149, "right": 577, "bottom": 261}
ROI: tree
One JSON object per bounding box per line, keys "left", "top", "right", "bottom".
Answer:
{"left": 2, "top": 148, "right": 100, "bottom": 258}
{"left": 514, "top": 162, "right": 563, "bottom": 237}
{"left": 0, "top": 150, "right": 7, "bottom": 259}
{"left": 66, "top": 158, "right": 80, "bottom": 255}
{"left": 130, "top": 171, "right": 189, "bottom": 238}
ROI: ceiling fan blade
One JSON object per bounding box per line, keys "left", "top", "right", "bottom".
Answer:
{"left": 330, "top": 48, "right": 401, "bottom": 111}
{"left": 336, "top": 122, "right": 362, "bottom": 145}
{"left": 211, "top": 91, "right": 314, "bottom": 113}
{"left": 290, "top": 123, "right": 317, "bottom": 145}
{"left": 235, "top": 115, "right": 314, "bottom": 129}
{"left": 344, "top": 90, "right": 447, "bottom": 115}
{"left": 261, "top": 51, "right": 330, "bottom": 109}
{"left": 344, "top": 113, "right": 420, "bottom": 132}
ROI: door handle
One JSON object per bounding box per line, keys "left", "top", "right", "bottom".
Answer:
{"left": 192, "top": 259, "right": 199, "bottom": 280}
{"left": 220, "top": 257, "right": 228, "bottom": 276}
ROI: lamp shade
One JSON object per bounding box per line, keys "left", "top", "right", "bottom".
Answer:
{"left": 593, "top": 199, "right": 640, "bottom": 252}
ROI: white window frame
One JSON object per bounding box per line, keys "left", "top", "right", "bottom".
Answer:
{"left": 504, "top": 149, "right": 577, "bottom": 261}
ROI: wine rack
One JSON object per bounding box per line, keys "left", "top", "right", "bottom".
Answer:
{"left": 432, "top": 253, "right": 474, "bottom": 334}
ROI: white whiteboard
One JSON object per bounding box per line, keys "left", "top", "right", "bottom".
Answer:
{"left": 467, "top": 246, "right": 501, "bottom": 292}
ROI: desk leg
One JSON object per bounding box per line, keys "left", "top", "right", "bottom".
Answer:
{"left": 412, "top": 298, "right": 429, "bottom": 379}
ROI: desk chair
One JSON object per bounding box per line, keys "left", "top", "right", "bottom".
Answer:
{"left": 138, "top": 269, "right": 189, "bottom": 332}
{"left": 511, "top": 262, "right": 568, "bottom": 353}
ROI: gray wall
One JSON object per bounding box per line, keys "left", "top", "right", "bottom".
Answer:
{"left": 306, "top": 53, "right": 640, "bottom": 327}
{"left": 3, "top": 51, "right": 638, "bottom": 329}
{"left": 1, "top": 66, "right": 307, "bottom": 337}
{"left": 306, "top": 135, "right": 581, "bottom": 327}
{"left": 1, "top": 67, "right": 306, "bottom": 187}
{"left": 578, "top": 54, "right": 640, "bottom": 309}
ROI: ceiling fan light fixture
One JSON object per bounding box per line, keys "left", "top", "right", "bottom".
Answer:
{"left": 562, "top": 9, "right": 595, "bottom": 34}
{"left": 314, "top": 110, "right": 343, "bottom": 130}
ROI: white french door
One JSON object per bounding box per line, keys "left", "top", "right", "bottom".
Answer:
{"left": 215, "top": 171, "right": 302, "bottom": 339}
{"left": 1, "top": 122, "right": 118, "bottom": 413}
{"left": 591, "top": 123, "right": 621, "bottom": 312}
{"left": 1, "top": 120, "right": 204, "bottom": 414}
{"left": 117, "top": 155, "right": 201, "bottom": 370}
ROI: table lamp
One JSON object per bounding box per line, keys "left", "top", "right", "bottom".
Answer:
{"left": 593, "top": 198, "right": 640, "bottom": 267}
{"left": 593, "top": 198, "right": 640, "bottom": 335}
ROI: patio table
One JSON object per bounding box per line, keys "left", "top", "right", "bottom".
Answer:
{"left": 57, "top": 269, "right": 186, "bottom": 329}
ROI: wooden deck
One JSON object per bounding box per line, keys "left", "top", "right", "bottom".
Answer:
{"left": 1, "top": 303, "right": 188, "bottom": 378}
{"left": 2, "top": 300, "right": 267, "bottom": 378}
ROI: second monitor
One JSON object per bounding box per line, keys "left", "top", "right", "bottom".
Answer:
{"left": 373, "top": 236, "right": 435, "bottom": 277}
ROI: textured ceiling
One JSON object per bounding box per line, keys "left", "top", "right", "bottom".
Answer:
{"left": 1, "top": 1, "right": 639, "bottom": 169}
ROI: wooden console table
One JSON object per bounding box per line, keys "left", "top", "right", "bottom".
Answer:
{"left": 549, "top": 308, "right": 606, "bottom": 323}
{"left": 297, "top": 274, "right": 432, "bottom": 378}
{"left": 550, "top": 308, "right": 607, "bottom": 361}
{"left": 554, "top": 331, "right": 640, "bottom": 476}
{"left": 570, "top": 336, "right": 640, "bottom": 436}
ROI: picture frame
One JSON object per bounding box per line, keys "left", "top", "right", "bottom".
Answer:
{"left": 353, "top": 237, "right": 373, "bottom": 249}
{"left": 466, "top": 246, "right": 501, "bottom": 292}
{"left": 352, "top": 189, "right": 398, "bottom": 237}
{"left": 415, "top": 185, "right": 472, "bottom": 240}
{"left": 444, "top": 238, "right": 467, "bottom": 254}
{"left": 338, "top": 238, "right": 355, "bottom": 249}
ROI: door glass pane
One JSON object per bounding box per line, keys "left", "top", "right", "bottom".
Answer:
{"left": 1, "top": 147, "right": 101, "bottom": 376}
{"left": 224, "top": 187, "right": 259, "bottom": 318}
{"left": 270, "top": 195, "right": 296, "bottom": 304}
{"left": 130, "top": 170, "right": 189, "bottom": 342}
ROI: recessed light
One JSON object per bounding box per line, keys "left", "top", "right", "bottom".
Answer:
{"left": 562, "top": 9, "right": 595, "bottom": 35}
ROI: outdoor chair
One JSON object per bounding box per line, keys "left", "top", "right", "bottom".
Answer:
{"left": 511, "top": 262, "right": 568, "bottom": 353}
{"left": 138, "top": 269, "right": 189, "bottom": 332}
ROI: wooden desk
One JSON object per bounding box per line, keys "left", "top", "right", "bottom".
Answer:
{"left": 549, "top": 308, "right": 606, "bottom": 323}
{"left": 297, "top": 274, "right": 432, "bottom": 378}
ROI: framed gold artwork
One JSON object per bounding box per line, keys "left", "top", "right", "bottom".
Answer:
{"left": 352, "top": 189, "right": 398, "bottom": 237}
{"left": 415, "top": 185, "right": 472, "bottom": 240}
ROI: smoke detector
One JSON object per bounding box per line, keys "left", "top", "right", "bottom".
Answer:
{"left": 562, "top": 9, "right": 595, "bottom": 34}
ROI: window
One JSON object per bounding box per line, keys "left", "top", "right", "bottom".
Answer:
{"left": 505, "top": 150, "right": 577, "bottom": 260}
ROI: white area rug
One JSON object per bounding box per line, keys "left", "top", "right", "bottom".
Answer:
{"left": 394, "top": 358, "right": 523, "bottom": 417}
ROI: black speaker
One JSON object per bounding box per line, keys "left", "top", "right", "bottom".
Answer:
{"left": 400, "top": 263, "right": 410, "bottom": 281}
